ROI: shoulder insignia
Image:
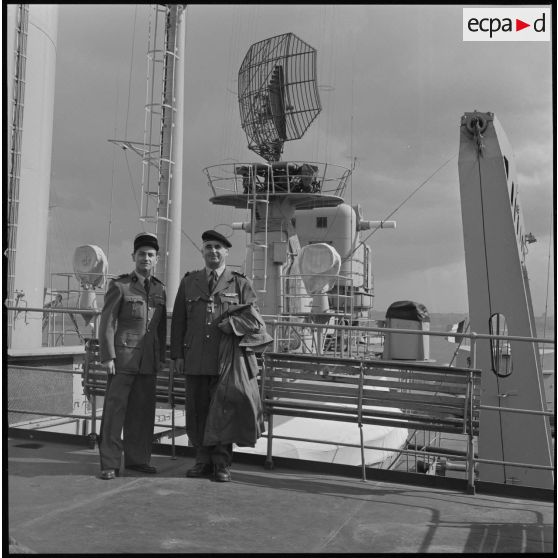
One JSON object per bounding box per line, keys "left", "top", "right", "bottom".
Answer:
{"left": 184, "top": 269, "right": 205, "bottom": 277}
{"left": 115, "top": 273, "right": 130, "bottom": 281}
{"left": 232, "top": 271, "right": 247, "bottom": 278}
{"left": 151, "top": 276, "right": 164, "bottom": 285}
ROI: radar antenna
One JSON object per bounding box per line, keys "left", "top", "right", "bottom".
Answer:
{"left": 238, "top": 33, "right": 321, "bottom": 162}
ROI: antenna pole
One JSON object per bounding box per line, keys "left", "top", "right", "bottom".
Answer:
{"left": 157, "top": 5, "right": 185, "bottom": 309}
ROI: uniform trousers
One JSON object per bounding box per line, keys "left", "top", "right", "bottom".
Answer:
{"left": 185, "top": 375, "right": 232, "bottom": 466}
{"left": 99, "top": 373, "right": 157, "bottom": 470}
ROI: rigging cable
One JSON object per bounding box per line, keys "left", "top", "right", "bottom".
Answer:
{"left": 217, "top": 5, "right": 243, "bottom": 231}
{"left": 175, "top": 6, "right": 201, "bottom": 255}
{"left": 106, "top": 84, "right": 119, "bottom": 263}
{"left": 472, "top": 121, "right": 507, "bottom": 476}
{"left": 348, "top": 28, "right": 356, "bottom": 284}
{"left": 341, "top": 152, "right": 457, "bottom": 263}
{"left": 123, "top": 5, "right": 143, "bottom": 226}
{"left": 124, "top": 6, "right": 138, "bottom": 138}
{"left": 107, "top": 5, "right": 140, "bottom": 261}
{"left": 181, "top": 228, "right": 202, "bottom": 254}
{"left": 320, "top": 5, "right": 337, "bottom": 163}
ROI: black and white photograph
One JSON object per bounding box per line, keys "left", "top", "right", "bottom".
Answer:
{"left": 6, "top": 4, "right": 554, "bottom": 554}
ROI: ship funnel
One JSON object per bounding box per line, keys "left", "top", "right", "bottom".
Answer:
{"left": 298, "top": 243, "right": 341, "bottom": 313}
{"left": 72, "top": 245, "right": 107, "bottom": 326}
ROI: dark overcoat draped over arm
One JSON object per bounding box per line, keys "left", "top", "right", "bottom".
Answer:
{"left": 203, "top": 304, "right": 273, "bottom": 447}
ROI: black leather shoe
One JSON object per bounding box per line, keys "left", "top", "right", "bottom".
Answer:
{"left": 186, "top": 463, "right": 213, "bottom": 478}
{"left": 100, "top": 469, "right": 119, "bottom": 480}
{"left": 125, "top": 463, "right": 157, "bottom": 474}
{"left": 214, "top": 464, "right": 231, "bottom": 482}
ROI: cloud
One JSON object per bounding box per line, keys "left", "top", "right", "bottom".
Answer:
{"left": 39, "top": 5, "right": 553, "bottom": 317}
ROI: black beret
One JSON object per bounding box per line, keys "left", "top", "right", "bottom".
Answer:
{"left": 202, "top": 230, "right": 232, "bottom": 248}
{"left": 134, "top": 232, "right": 159, "bottom": 252}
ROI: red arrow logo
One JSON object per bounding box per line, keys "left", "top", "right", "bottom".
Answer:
{"left": 516, "top": 19, "right": 530, "bottom": 31}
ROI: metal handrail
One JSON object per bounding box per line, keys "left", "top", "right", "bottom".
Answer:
{"left": 479, "top": 405, "right": 553, "bottom": 417}
{"left": 7, "top": 354, "right": 552, "bottom": 488}
{"left": 5, "top": 305, "right": 101, "bottom": 315}
{"left": 263, "top": 317, "right": 555, "bottom": 344}
{"left": 6, "top": 307, "right": 555, "bottom": 491}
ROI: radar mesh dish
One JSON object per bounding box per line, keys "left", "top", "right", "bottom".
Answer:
{"left": 238, "top": 33, "right": 321, "bottom": 162}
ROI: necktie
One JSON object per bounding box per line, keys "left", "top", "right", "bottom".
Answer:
{"left": 209, "top": 271, "right": 217, "bottom": 292}
{"left": 144, "top": 278, "right": 150, "bottom": 297}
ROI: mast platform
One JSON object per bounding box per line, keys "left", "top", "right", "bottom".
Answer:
{"left": 210, "top": 192, "right": 344, "bottom": 210}
{"left": 204, "top": 160, "right": 350, "bottom": 210}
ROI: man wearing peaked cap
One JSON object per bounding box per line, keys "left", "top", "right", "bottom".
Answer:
{"left": 97, "top": 231, "right": 166, "bottom": 480}
{"left": 201, "top": 229, "right": 232, "bottom": 248}
{"left": 134, "top": 232, "right": 159, "bottom": 253}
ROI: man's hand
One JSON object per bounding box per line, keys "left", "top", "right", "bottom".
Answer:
{"left": 173, "top": 358, "right": 185, "bottom": 375}
{"left": 102, "top": 359, "right": 116, "bottom": 375}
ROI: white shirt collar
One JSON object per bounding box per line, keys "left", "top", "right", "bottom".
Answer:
{"left": 206, "top": 265, "right": 225, "bottom": 279}
{"left": 133, "top": 270, "right": 149, "bottom": 286}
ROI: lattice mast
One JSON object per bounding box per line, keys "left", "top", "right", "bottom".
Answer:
{"left": 109, "top": 5, "right": 185, "bottom": 309}
{"left": 142, "top": 5, "right": 185, "bottom": 305}
{"left": 154, "top": 4, "right": 185, "bottom": 308}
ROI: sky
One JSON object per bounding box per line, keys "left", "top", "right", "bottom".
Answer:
{"left": 44, "top": 4, "right": 554, "bottom": 315}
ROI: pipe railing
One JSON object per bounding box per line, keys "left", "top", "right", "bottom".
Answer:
{"left": 7, "top": 349, "right": 552, "bottom": 485}
{"left": 6, "top": 306, "right": 555, "bottom": 490}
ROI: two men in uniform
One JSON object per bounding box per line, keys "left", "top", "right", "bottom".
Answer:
{"left": 98, "top": 229, "right": 261, "bottom": 483}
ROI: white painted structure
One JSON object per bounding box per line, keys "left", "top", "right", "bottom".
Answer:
{"left": 7, "top": 5, "right": 59, "bottom": 349}
{"left": 458, "top": 111, "right": 553, "bottom": 489}
{"left": 153, "top": 5, "right": 186, "bottom": 311}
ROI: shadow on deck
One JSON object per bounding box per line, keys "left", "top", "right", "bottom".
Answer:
{"left": 7, "top": 433, "right": 554, "bottom": 554}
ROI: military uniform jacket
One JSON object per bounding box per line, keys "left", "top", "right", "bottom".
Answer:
{"left": 170, "top": 268, "right": 257, "bottom": 375}
{"left": 99, "top": 272, "right": 167, "bottom": 374}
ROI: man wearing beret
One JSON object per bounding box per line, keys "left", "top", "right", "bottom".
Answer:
{"left": 170, "top": 230, "right": 258, "bottom": 482}
{"left": 98, "top": 232, "right": 167, "bottom": 480}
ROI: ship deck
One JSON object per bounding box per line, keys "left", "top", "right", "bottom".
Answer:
{"left": 7, "top": 434, "right": 554, "bottom": 554}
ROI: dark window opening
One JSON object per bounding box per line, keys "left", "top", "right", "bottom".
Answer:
{"left": 316, "top": 216, "right": 327, "bottom": 228}
{"left": 489, "top": 313, "right": 513, "bottom": 377}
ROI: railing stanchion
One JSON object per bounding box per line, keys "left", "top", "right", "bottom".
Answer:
{"left": 90, "top": 394, "right": 97, "bottom": 449}
{"left": 358, "top": 361, "right": 366, "bottom": 482}
{"left": 169, "top": 364, "right": 176, "bottom": 460}
{"left": 466, "top": 370, "right": 476, "bottom": 494}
